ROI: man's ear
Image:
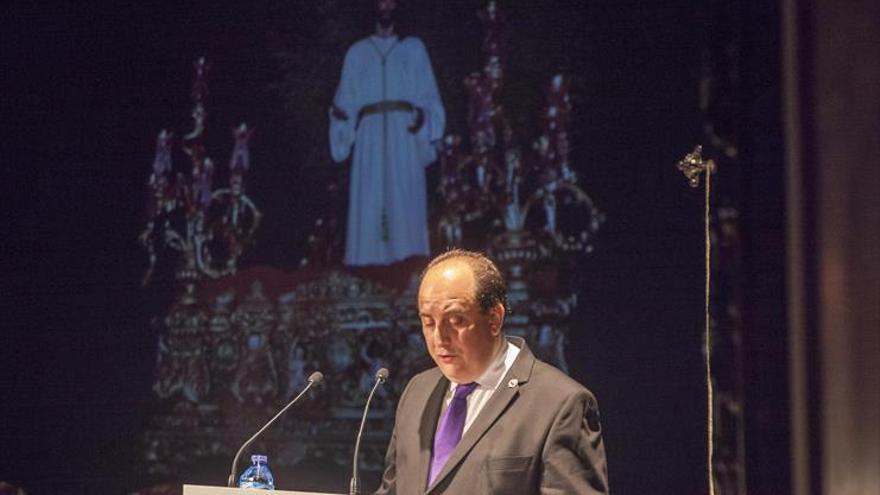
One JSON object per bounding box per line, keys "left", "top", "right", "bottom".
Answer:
{"left": 489, "top": 303, "right": 505, "bottom": 336}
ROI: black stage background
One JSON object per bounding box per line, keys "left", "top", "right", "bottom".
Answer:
{"left": 2, "top": 1, "right": 785, "bottom": 493}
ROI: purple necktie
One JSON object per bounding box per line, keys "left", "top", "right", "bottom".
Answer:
{"left": 429, "top": 382, "right": 478, "bottom": 486}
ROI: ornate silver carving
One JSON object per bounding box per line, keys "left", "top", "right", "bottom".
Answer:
{"left": 139, "top": 58, "right": 262, "bottom": 287}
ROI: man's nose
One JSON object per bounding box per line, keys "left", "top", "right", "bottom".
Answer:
{"left": 432, "top": 321, "right": 451, "bottom": 344}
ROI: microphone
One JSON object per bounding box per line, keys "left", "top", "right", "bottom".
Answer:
{"left": 227, "top": 371, "right": 324, "bottom": 487}
{"left": 349, "top": 367, "right": 389, "bottom": 495}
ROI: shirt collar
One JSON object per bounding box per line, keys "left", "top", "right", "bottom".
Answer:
{"left": 449, "top": 339, "right": 514, "bottom": 392}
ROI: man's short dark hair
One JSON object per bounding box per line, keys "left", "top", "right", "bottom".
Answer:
{"left": 421, "top": 249, "right": 508, "bottom": 313}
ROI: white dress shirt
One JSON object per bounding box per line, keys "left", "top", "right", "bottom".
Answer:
{"left": 438, "top": 339, "right": 520, "bottom": 434}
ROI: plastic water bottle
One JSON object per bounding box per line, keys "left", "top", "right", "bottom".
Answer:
{"left": 238, "top": 454, "right": 275, "bottom": 490}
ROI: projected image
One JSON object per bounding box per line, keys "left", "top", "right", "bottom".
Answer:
{"left": 137, "top": 3, "right": 608, "bottom": 491}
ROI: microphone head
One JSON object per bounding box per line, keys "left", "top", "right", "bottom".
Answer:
{"left": 375, "top": 368, "right": 389, "bottom": 383}
{"left": 308, "top": 371, "right": 324, "bottom": 385}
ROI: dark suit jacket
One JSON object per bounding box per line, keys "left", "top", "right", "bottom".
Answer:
{"left": 375, "top": 337, "right": 609, "bottom": 494}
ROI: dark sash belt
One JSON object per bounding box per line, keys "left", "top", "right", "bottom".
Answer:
{"left": 357, "top": 100, "right": 415, "bottom": 126}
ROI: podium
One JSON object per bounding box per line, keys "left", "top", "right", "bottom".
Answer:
{"left": 183, "top": 485, "right": 344, "bottom": 495}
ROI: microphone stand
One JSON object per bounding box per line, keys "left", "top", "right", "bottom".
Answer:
{"left": 350, "top": 368, "right": 389, "bottom": 495}
{"left": 227, "top": 371, "right": 323, "bottom": 487}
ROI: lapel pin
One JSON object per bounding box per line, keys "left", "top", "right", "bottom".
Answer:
{"left": 507, "top": 378, "right": 518, "bottom": 388}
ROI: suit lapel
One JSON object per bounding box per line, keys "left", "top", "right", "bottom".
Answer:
{"left": 416, "top": 372, "right": 449, "bottom": 493}
{"left": 426, "top": 338, "right": 536, "bottom": 493}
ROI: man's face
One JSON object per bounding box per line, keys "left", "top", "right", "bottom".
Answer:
{"left": 418, "top": 260, "right": 503, "bottom": 383}
{"left": 376, "top": 0, "right": 397, "bottom": 27}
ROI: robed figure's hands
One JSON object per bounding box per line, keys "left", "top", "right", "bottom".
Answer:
{"left": 408, "top": 106, "right": 425, "bottom": 134}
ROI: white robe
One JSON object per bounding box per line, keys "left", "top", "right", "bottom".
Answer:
{"left": 330, "top": 34, "right": 445, "bottom": 266}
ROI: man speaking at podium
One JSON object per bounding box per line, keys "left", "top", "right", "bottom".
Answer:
{"left": 375, "top": 250, "right": 609, "bottom": 494}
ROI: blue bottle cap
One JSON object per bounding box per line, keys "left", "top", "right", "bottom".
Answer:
{"left": 251, "top": 454, "right": 268, "bottom": 464}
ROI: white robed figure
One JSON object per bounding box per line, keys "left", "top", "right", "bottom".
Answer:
{"left": 329, "top": 0, "right": 445, "bottom": 266}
